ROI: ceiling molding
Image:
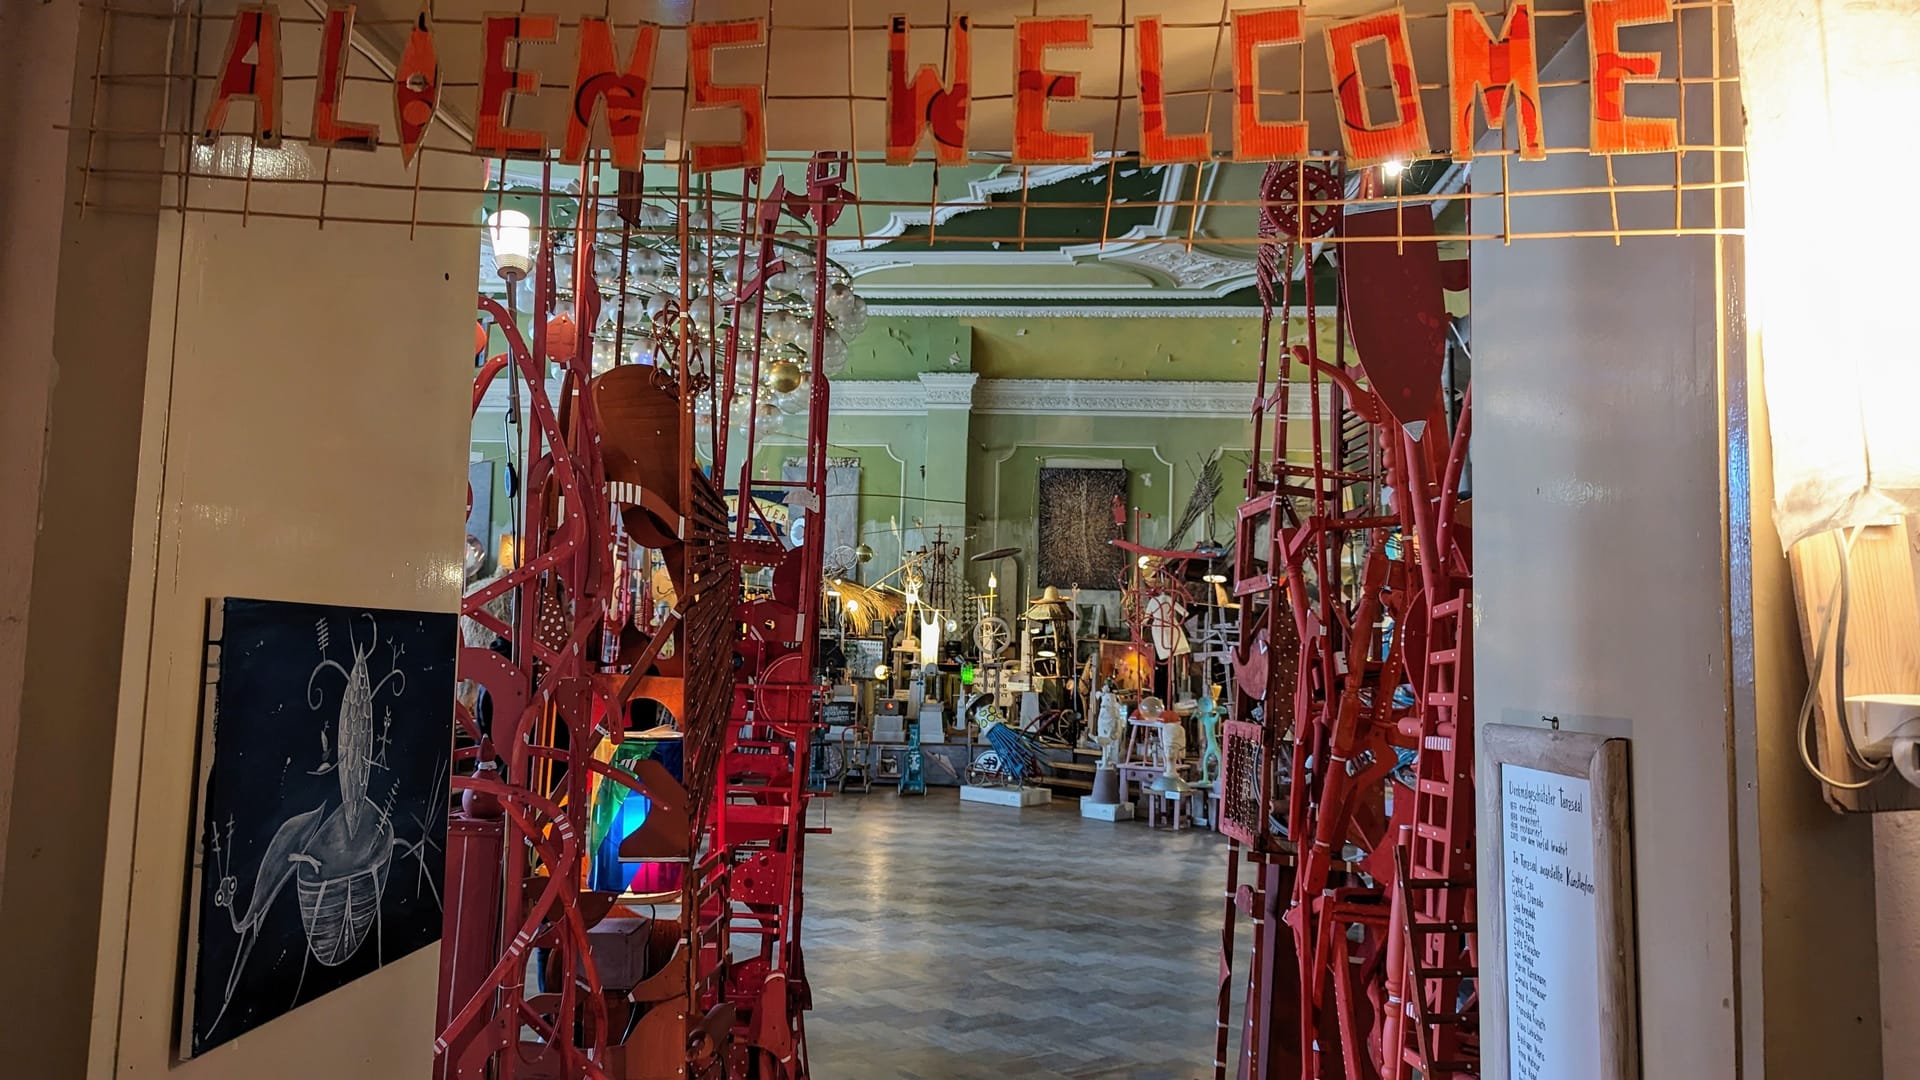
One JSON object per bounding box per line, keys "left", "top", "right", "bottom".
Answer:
{"left": 830, "top": 159, "right": 1177, "bottom": 256}
{"left": 831, "top": 163, "right": 1274, "bottom": 301}
{"left": 918, "top": 371, "right": 980, "bottom": 409}
{"left": 830, "top": 378, "right": 1312, "bottom": 419}
{"left": 476, "top": 376, "right": 566, "bottom": 416}
{"left": 864, "top": 302, "right": 1269, "bottom": 319}
{"left": 475, "top": 374, "right": 1312, "bottom": 428}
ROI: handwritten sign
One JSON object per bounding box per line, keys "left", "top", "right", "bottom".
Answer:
{"left": 1480, "top": 725, "right": 1638, "bottom": 1080}
{"left": 1501, "top": 764, "right": 1601, "bottom": 1079}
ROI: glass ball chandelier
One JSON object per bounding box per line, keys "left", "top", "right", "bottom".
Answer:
{"left": 483, "top": 183, "right": 870, "bottom": 430}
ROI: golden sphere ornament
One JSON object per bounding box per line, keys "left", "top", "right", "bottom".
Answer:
{"left": 764, "top": 358, "right": 805, "bottom": 394}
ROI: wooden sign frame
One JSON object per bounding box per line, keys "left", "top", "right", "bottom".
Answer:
{"left": 1479, "top": 724, "right": 1640, "bottom": 1080}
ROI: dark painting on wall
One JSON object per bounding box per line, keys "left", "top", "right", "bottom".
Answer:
{"left": 1036, "top": 467, "right": 1128, "bottom": 590}
{"left": 182, "top": 597, "right": 456, "bottom": 1058}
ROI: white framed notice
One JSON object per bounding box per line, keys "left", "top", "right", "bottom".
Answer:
{"left": 1479, "top": 724, "right": 1639, "bottom": 1080}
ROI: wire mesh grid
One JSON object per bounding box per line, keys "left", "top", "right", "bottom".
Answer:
{"left": 72, "top": 0, "right": 1744, "bottom": 248}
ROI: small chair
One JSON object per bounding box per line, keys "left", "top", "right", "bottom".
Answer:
{"left": 1150, "top": 787, "right": 1191, "bottom": 830}
{"left": 1185, "top": 780, "right": 1215, "bottom": 829}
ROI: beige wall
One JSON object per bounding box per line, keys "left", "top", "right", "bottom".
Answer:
{"left": 1875, "top": 814, "right": 1920, "bottom": 1075}
{"left": 0, "top": 1, "right": 173, "bottom": 1071}
{"left": 86, "top": 22, "right": 484, "bottom": 1077}
{"left": 1473, "top": 21, "right": 1889, "bottom": 1080}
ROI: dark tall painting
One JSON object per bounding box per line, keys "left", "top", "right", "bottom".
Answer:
{"left": 1036, "top": 466, "right": 1128, "bottom": 590}
{"left": 182, "top": 597, "right": 456, "bottom": 1058}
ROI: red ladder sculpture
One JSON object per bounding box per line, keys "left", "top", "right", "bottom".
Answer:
{"left": 1217, "top": 162, "right": 1477, "bottom": 1080}
{"left": 437, "top": 155, "right": 849, "bottom": 1079}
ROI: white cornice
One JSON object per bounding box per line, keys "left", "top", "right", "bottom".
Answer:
{"left": 830, "top": 381, "right": 928, "bottom": 414}
{"left": 918, "top": 371, "right": 979, "bottom": 409}
{"left": 832, "top": 164, "right": 1276, "bottom": 301}
{"left": 829, "top": 378, "right": 1314, "bottom": 419}
{"left": 472, "top": 375, "right": 1312, "bottom": 422}
{"left": 865, "top": 303, "right": 1268, "bottom": 319}
{"left": 476, "top": 376, "right": 566, "bottom": 415}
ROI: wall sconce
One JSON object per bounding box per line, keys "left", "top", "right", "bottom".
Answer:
{"left": 1737, "top": 0, "right": 1920, "bottom": 547}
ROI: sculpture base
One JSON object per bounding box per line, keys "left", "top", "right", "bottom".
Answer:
{"left": 1079, "top": 797, "right": 1135, "bottom": 821}
{"left": 960, "top": 784, "right": 1052, "bottom": 807}
{"left": 1090, "top": 766, "right": 1121, "bottom": 804}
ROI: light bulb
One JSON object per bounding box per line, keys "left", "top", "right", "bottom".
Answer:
{"left": 1382, "top": 159, "right": 1406, "bottom": 178}
{"left": 774, "top": 383, "right": 810, "bottom": 414}
{"left": 487, "top": 209, "right": 532, "bottom": 280}
{"left": 591, "top": 246, "right": 623, "bottom": 281}
{"left": 764, "top": 358, "right": 804, "bottom": 394}
{"left": 1203, "top": 572, "right": 1227, "bottom": 584}
{"left": 1137, "top": 555, "right": 1151, "bottom": 568}
{"left": 846, "top": 599, "right": 860, "bottom": 613}
{"left": 873, "top": 663, "right": 890, "bottom": 680}
{"left": 818, "top": 330, "right": 850, "bottom": 376}
{"left": 988, "top": 573, "right": 997, "bottom": 590}
{"left": 946, "top": 618, "right": 957, "bottom": 632}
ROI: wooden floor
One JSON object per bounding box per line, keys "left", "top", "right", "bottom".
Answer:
{"left": 800, "top": 787, "right": 1250, "bottom": 1079}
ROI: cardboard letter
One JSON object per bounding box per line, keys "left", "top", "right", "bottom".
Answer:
{"left": 1012, "top": 15, "right": 1094, "bottom": 164}
{"left": 886, "top": 14, "right": 972, "bottom": 165}
{"left": 689, "top": 20, "right": 767, "bottom": 172}
{"left": 202, "top": 5, "right": 282, "bottom": 146}
{"left": 313, "top": 5, "right": 379, "bottom": 150}
{"left": 1447, "top": 2, "right": 1544, "bottom": 160}
{"left": 1137, "top": 15, "right": 1208, "bottom": 164}
{"left": 562, "top": 18, "right": 659, "bottom": 170}
{"left": 1587, "top": 0, "right": 1677, "bottom": 154}
{"left": 474, "top": 14, "right": 556, "bottom": 157}
{"left": 1231, "top": 7, "right": 1307, "bottom": 161}
{"left": 393, "top": 10, "right": 439, "bottom": 166}
{"left": 1324, "top": 8, "right": 1430, "bottom": 166}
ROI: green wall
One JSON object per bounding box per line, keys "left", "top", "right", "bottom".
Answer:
{"left": 841, "top": 313, "right": 1342, "bottom": 382}
{"left": 468, "top": 313, "right": 1330, "bottom": 599}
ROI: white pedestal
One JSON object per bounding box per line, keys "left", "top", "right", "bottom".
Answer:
{"left": 960, "top": 784, "right": 1053, "bottom": 807}
{"left": 1079, "top": 797, "right": 1135, "bottom": 821}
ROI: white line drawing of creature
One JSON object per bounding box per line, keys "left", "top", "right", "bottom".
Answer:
{"left": 205, "top": 613, "right": 444, "bottom": 1036}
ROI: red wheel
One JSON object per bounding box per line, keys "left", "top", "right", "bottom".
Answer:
{"left": 1260, "top": 162, "right": 1340, "bottom": 241}
{"left": 756, "top": 652, "right": 813, "bottom": 726}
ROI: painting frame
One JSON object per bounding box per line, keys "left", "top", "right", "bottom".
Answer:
{"left": 180, "top": 596, "right": 457, "bottom": 1059}
{"left": 1036, "top": 465, "right": 1128, "bottom": 590}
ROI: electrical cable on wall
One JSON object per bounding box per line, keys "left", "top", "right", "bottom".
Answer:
{"left": 1795, "top": 526, "right": 1891, "bottom": 789}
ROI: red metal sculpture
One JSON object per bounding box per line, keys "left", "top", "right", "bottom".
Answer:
{"left": 437, "top": 155, "right": 849, "bottom": 1079}
{"left": 1218, "top": 163, "right": 1476, "bottom": 1080}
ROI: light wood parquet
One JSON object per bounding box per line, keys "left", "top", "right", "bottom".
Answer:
{"left": 801, "top": 789, "right": 1250, "bottom": 1078}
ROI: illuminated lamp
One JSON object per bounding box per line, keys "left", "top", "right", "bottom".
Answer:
{"left": 1737, "top": 0, "right": 1920, "bottom": 547}
{"left": 486, "top": 208, "right": 533, "bottom": 281}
